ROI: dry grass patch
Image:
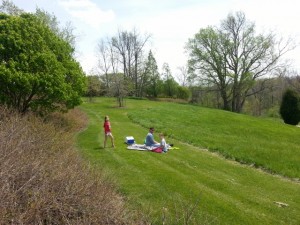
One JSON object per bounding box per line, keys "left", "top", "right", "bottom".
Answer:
{"left": 0, "top": 106, "right": 140, "bottom": 224}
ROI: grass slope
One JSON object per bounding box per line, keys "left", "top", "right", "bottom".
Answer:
{"left": 77, "top": 98, "right": 300, "bottom": 225}
{"left": 128, "top": 101, "right": 300, "bottom": 179}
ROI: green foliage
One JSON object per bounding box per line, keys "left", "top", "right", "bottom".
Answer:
{"left": 144, "top": 50, "right": 161, "bottom": 97}
{"left": 176, "top": 85, "right": 191, "bottom": 100}
{"left": 77, "top": 98, "right": 300, "bottom": 225}
{"left": 35, "top": 7, "right": 76, "bottom": 48}
{"left": 186, "top": 11, "right": 293, "bottom": 113}
{"left": 0, "top": 13, "right": 86, "bottom": 114}
{"left": 85, "top": 75, "right": 103, "bottom": 97}
{"left": 280, "top": 89, "right": 300, "bottom": 125}
{"left": 161, "top": 63, "right": 179, "bottom": 98}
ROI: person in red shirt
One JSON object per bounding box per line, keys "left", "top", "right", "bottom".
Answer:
{"left": 103, "top": 115, "right": 115, "bottom": 148}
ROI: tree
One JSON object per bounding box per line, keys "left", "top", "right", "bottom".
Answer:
{"left": 35, "top": 7, "right": 76, "bottom": 49}
{"left": 96, "top": 38, "right": 114, "bottom": 91}
{"left": 161, "top": 63, "right": 178, "bottom": 97}
{"left": 280, "top": 89, "right": 300, "bottom": 125}
{"left": 0, "top": 0, "right": 23, "bottom": 15}
{"left": 109, "top": 73, "right": 129, "bottom": 107}
{"left": 111, "top": 28, "right": 151, "bottom": 97}
{"left": 0, "top": 13, "right": 86, "bottom": 114}
{"left": 144, "top": 50, "right": 161, "bottom": 97}
{"left": 176, "top": 86, "right": 191, "bottom": 100}
{"left": 85, "top": 75, "right": 103, "bottom": 100}
{"left": 176, "top": 65, "right": 189, "bottom": 87}
{"left": 186, "top": 11, "right": 295, "bottom": 112}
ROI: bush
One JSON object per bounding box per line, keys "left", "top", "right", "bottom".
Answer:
{"left": 176, "top": 86, "right": 191, "bottom": 100}
{"left": 279, "top": 89, "right": 300, "bottom": 125}
{"left": 0, "top": 106, "right": 141, "bottom": 224}
{"left": 0, "top": 13, "right": 86, "bottom": 114}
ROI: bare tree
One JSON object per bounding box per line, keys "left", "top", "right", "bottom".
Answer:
{"left": 96, "top": 38, "right": 112, "bottom": 90}
{"left": 0, "top": 0, "right": 23, "bottom": 15}
{"left": 176, "top": 65, "right": 189, "bottom": 87}
{"left": 111, "top": 28, "right": 151, "bottom": 97}
{"left": 109, "top": 73, "right": 129, "bottom": 107}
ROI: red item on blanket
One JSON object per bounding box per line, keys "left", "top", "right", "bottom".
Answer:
{"left": 151, "top": 147, "right": 163, "bottom": 153}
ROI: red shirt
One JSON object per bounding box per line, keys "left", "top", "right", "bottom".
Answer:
{"left": 103, "top": 121, "right": 111, "bottom": 133}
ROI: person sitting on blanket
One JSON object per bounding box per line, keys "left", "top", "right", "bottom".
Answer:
{"left": 145, "top": 127, "right": 160, "bottom": 148}
{"left": 150, "top": 133, "right": 169, "bottom": 153}
{"left": 159, "top": 133, "right": 168, "bottom": 153}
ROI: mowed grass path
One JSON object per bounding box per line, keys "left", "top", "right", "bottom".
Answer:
{"left": 77, "top": 98, "right": 300, "bottom": 225}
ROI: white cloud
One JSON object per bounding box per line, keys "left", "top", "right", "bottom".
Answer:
{"left": 57, "top": 0, "right": 300, "bottom": 73}
{"left": 136, "top": 0, "right": 300, "bottom": 73}
{"left": 58, "top": 0, "right": 115, "bottom": 28}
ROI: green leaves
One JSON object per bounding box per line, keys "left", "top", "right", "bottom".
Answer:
{"left": 0, "top": 12, "right": 85, "bottom": 114}
{"left": 186, "top": 11, "right": 293, "bottom": 113}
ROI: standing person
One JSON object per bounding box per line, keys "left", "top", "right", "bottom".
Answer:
{"left": 145, "top": 127, "right": 160, "bottom": 147}
{"left": 103, "top": 115, "right": 115, "bottom": 148}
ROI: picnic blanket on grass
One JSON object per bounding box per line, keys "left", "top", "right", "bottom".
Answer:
{"left": 127, "top": 144, "right": 152, "bottom": 151}
{"left": 127, "top": 144, "right": 177, "bottom": 152}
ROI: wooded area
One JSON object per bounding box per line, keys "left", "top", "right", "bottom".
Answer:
{"left": 87, "top": 12, "right": 300, "bottom": 119}
{"left": 1, "top": 1, "right": 300, "bottom": 121}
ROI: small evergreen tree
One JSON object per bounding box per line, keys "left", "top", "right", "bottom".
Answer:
{"left": 144, "top": 50, "right": 161, "bottom": 97}
{"left": 280, "top": 89, "right": 300, "bottom": 125}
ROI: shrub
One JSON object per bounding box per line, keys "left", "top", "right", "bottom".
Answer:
{"left": 176, "top": 86, "right": 191, "bottom": 100}
{"left": 279, "top": 89, "right": 300, "bottom": 125}
{"left": 0, "top": 106, "right": 140, "bottom": 224}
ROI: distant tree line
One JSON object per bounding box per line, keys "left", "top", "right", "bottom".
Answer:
{"left": 85, "top": 30, "right": 190, "bottom": 106}
{"left": 86, "top": 11, "right": 299, "bottom": 121}
{"left": 1, "top": 0, "right": 299, "bottom": 124}
{"left": 189, "top": 71, "right": 300, "bottom": 115}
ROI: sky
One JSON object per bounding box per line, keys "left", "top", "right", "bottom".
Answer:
{"left": 8, "top": 0, "right": 300, "bottom": 76}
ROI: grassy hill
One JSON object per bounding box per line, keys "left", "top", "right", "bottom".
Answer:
{"left": 77, "top": 97, "right": 300, "bottom": 225}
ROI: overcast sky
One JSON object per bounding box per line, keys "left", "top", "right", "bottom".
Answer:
{"left": 10, "top": 0, "right": 300, "bottom": 75}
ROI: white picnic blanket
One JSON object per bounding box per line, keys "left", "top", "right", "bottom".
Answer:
{"left": 127, "top": 144, "right": 153, "bottom": 151}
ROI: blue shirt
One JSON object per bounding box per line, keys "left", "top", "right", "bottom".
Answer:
{"left": 145, "top": 132, "right": 155, "bottom": 146}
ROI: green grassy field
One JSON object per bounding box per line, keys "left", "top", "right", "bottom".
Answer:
{"left": 77, "top": 97, "right": 300, "bottom": 225}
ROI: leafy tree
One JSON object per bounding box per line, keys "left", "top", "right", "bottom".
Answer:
{"left": 85, "top": 75, "right": 103, "bottom": 100}
{"left": 280, "top": 89, "right": 300, "bottom": 125}
{"left": 35, "top": 7, "right": 76, "bottom": 48}
{"left": 186, "top": 11, "right": 295, "bottom": 112}
{"left": 176, "top": 86, "right": 190, "bottom": 100}
{"left": 161, "top": 63, "right": 178, "bottom": 97}
{"left": 0, "top": 13, "right": 86, "bottom": 114}
{"left": 144, "top": 50, "right": 161, "bottom": 97}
